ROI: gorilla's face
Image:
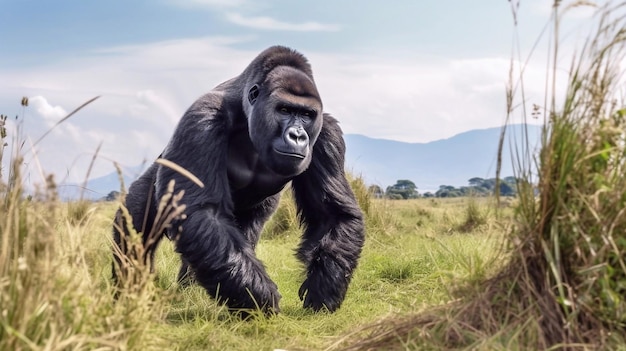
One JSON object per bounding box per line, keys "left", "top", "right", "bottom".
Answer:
{"left": 247, "top": 66, "right": 323, "bottom": 177}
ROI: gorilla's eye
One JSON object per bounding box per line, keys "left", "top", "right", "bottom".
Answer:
{"left": 278, "top": 106, "right": 290, "bottom": 114}
{"left": 301, "top": 110, "right": 318, "bottom": 123}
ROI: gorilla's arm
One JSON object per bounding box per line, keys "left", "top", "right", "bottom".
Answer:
{"left": 291, "top": 114, "right": 365, "bottom": 312}
{"left": 176, "top": 194, "right": 281, "bottom": 286}
{"left": 156, "top": 94, "right": 280, "bottom": 313}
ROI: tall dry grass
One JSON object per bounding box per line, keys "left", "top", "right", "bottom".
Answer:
{"left": 0, "top": 98, "right": 166, "bottom": 350}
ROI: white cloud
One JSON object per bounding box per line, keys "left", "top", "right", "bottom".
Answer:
{"left": 164, "top": 1, "right": 340, "bottom": 32}
{"left": 225, "top": 12, "right": 341, "bottom": 32}
{"left": 0, "top": 37, "right": 552, "bottom": 184}
{"left": 166, "top": 0, "right": 249, "bottom": 9}
{"left": 190, "top": 0, "right": 246, "bottom": 5}
{"left": 528, "top": 0, "right": 599, "bottom": 19}
{"left": 0, "top": 38, "right": 256, "bottom": 183}
{"left": 310, "top": 54, "right": 535, "bottom": 143}
{"left": 135, "top": 90, "right": 181, "bottom": 125}
{"left": 29, "top": 96, "right": 68, "bottom": 123}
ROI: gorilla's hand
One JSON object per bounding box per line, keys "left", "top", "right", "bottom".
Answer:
{"left": 297, "top": 251, "right": 349, "bottom": 312}
{"left": 225, "top": 257, "right": 282, "bottom": 316}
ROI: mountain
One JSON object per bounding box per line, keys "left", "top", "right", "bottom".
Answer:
{"left": 344, "top": 124, "right": 541, "bottom": 192}
{"left": 61, "top": 124, "right": 542, "bottom": 200}
{"left": 58, "top": 164, "right": 147, "bottom": 201}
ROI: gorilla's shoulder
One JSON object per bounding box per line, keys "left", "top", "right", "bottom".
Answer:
{"left": 321, "top": 113, "right": 343, "bottom": 134}
{"left": 184, "top": 91, "right": 234, "bottom": 119}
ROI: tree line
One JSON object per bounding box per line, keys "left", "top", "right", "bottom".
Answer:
{"left": 369, "top": 176, "right": 520, "bottom": 199}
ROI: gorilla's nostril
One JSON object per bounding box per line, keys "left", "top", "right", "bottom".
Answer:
{"left": 288, "top": 130, "right": 298, "bottom": 141}
{"left": 287, "top": 128, "right": 308, "bottom": 145}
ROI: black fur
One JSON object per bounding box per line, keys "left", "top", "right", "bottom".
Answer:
{"left": 112, "top": 46, "right": 365, "bottom": 315}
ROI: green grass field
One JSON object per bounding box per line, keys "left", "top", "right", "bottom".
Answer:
{"left": 0, "top": 185, "right": 511, "bottom": 350}
{"left": 104, "top": 197, "right": 507, "bottom": 350}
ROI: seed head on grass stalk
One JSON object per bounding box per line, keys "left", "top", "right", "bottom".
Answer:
{"left": 112, "top": 159, "right": 198, "bottom": 291}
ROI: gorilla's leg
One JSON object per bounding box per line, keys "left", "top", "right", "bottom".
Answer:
{"left": 176, "top": 194, "right": 281, "bottom": 287}
{"left": 112, "top": 164, "right": 163, "bottom": 285}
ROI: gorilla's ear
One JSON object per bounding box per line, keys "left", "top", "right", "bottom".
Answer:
{"left": 248, "top": 84, "right": 260, "bottom": 105}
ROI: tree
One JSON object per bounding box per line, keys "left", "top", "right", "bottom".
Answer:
{"left": 104, "top": 190, "right": 120, "bottom": 201}
{"left": 368, "top": 185, "right": 384, "bottom": 198}
{"left": 499, "top": 181, "right": 515, "bottom": 196}
{"left": 432, "top": 176, "right": 521, "bottom": 198}
{"left": 386, "top": 179, "right": 419, "bottom": 199}
{"left": 468, "top": 177, "right": 485, "bottom": 188}
{"left": 435, "top": 185, "right": 462, "bottom": 198}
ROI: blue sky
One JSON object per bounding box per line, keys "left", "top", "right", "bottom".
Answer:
{"left": 0, "top": 0, "right": 605, "bottom": 187}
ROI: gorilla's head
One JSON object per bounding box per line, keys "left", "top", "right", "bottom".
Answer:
{"left": 246, "top": 65, "right": 323, "bottom": 177}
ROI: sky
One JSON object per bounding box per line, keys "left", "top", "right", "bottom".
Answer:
{"left": 0, "top": 0, "right": 609, "bottom": 189}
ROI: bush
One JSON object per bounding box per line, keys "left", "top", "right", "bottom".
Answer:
{"left": 457, "top": 197, "right": 487, "bottom": 233}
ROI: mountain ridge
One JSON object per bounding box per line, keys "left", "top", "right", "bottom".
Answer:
{"left": 60, "top": 124, "right": 541, "bottom": 199}
{"left": 344, "top": 123, "right": 541, "bottom": 191}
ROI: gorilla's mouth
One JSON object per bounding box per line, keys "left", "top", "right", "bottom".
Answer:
{"left": 274, "top": 148, "right": 306, "bottom": 159}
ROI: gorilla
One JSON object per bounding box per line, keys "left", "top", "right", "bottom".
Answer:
{"left": 112, "top": 46, "right": 365, "bottom": 315}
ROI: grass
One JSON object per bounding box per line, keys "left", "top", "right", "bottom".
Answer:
{"left": 0, "top": 109, "right": 512, "bottom": 350}
{"left": 0, "top": 167, "right": 507, "bottom": 351}
{"left": 128, "top": 196, "right": 506, "bottom": 350}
